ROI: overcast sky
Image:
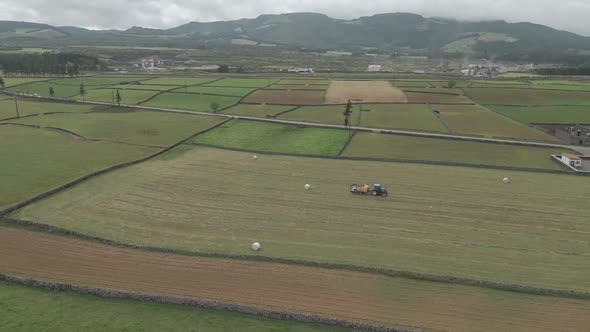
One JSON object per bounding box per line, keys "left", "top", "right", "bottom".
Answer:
{"left": 1, "top": 0, "right": 589, "bottom": 36}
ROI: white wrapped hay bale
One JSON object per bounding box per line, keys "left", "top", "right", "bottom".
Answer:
{"left": 304, "top": 184, "right": 311, "bottom": 190}
{"left": 251, "top": 242, "right": 261, "bottom": 251}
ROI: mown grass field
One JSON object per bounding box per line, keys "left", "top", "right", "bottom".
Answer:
{"left": 343, "top": 132, "right": 566, "bottom": 169}
{"left": 466, "top": 88, "right": 590, "bottom": 105}
{"left": 0, "top": 125, "right": 157, "bottom": 209}
{"left": 434, "top": 104, "right": 559, "bottom": 141}
{"left": 170, "top": 86, "right": 257, "bottom": 96}
{"left": 191, "top": 120, "right": 349, "bottom": 155}
{"left": 0, "top": 99, "right": 100, "bottom": 119}
{"left": 142, "top": 93, "right": 240, "bottom": 111}
{"left": 243, "top": 90, "right": 326, "bottom": 105}
{"left": 8, "top": 110, "right": 224, "bottom": 146}
{"left": 280, "top": 104, "right": 448, "bottom": 132}
{"left": 83, "top": 89, "right": 159, "bottom": 104}
{"left": 489, "top": 105, "right": 590, "bottom": 124}
{"left": 277, "top": 79, "right": 330, "bottom": 85}
{"left": 0, "top": 281, "right": 346, "bottom": 332}
{"left": 13, "top": 146, "right": 590, "bottom": 291}
{"left": 222, "top": 104, "right": 295, "bottom": 117}
{"left": 267, "top": 84, "right": 328, "bottom": 91}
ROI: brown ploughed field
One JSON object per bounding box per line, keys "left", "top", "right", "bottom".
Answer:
{"left": 1, "top": 226, "right": 589, "bottom": 332}
{"left": 324, "top": 81, "right": 408, "bottom": 104}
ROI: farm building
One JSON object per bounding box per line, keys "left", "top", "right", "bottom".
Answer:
{"left": 141, "top": 56, "right": 161, "bottom": 71}
{"left": 561, "top": 153, "right": 583, "bottom": 169}
{"left": 287, "top": 68, "right": 315, "bottom": 74}
{"left": 555, "top": 125, "right": 590, "bottom": 145}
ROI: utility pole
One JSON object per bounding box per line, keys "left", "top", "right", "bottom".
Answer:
{"left": 14, "top": 95, "right": 20, "bottom": 118}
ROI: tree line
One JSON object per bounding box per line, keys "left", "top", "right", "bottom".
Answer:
{"left": 0, "top": 53, "right": 100, "bottom": 76}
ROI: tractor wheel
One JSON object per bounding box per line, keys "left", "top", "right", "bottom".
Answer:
{"left": 371, "top": 190, "right": 378, "bottom": 196}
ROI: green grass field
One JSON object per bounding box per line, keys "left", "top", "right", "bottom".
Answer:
{"left": 0, "top": 125, "right": 157, "bottom": 209}
{"left": 343, "top": 132, "right": 566, "bottom": 169}
{"left": 222, "top": 104, "right": 295, "bottom": 117}
{"left": 8, "top": 110, "right": 224, "bottom": 146}
{"left": 191, "top": 119, "right": 349, "bottom": 155}
{"left": 0, "top": 282, "right": 345, "bottom": 332}
{"left": 434, "top": 105, "right": 559, "bottom": 141}
{"left": 488, "top": 105, "right": 590, "bottom": 124}
{"left": 207, "top": 78, "right": 280, "bottom": 88}
{"left": 13, "top": 82, "right": 84, "bottom": 98}
{"left": 2, "top": 77, "right": 50, "bottom": 87}
{"left": 170, "top": 86, "right": 257, "bottom": 96}
{"left": 281, "top": 104, "right": 449, "bottom": 132}
{"left": 83, "top": 89, "right": 159, "bottom": 104}
{"left": 142, "top": 93, "right": 240, "bottom": 112}
{"left": 267, "top": 84, "right": 328, "bottom": 91}
{"left": 466, "top": 88, "right": 590, "bottom": 105}
{"left": 277, "top": 79, "right": 330, "bottom": 85}
{"left": 0, "top": 99, "right": 100, "bottom": 119}
{"left": 49, "top": 76, "right": 152, "bottom": 86}
{"left": 110, "top": 84, "right": 183, "bottom": 91}
{"left": 404, "top": 91, "right": 472, "bottom": 103}
{"left": 141, "top": 77, "right": 218, "bottom": 86}
{"left": 13, "top": 146, "right": 590, "bottom": 291}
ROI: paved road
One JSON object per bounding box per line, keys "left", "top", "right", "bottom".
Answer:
{"left": 4, "top": 91, "right": 590, "bottom": 155}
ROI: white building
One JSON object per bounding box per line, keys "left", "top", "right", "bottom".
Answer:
{"left": 287, "top": 68, "right": 315, "bottom": 74}
{"left": 141, "top": 56, "right": 161, "bottom": 71}
{"left": 562, "top": 153, "right": 583, "bottom": 169}
{"left": 367, "top": 65, "right": 382, "bottom": 72}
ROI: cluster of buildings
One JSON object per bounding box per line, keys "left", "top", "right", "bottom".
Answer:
{"left": 554, "top": 125, "right": 590, "bottom": 146}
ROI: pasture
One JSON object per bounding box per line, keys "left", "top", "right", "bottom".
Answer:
{"left": 0, "top": 125, "right": 156, "bottom": 209}
{"left": 13, "top": 146, "right": 590, "bottom": 291}
{"left": 2, "top": 226, "right": 589, "bottom": 332}
{"left": 343, "top": 132, "right": 566, "bottom": 169}
{"left": 143, "top": 93, "right": 240, "bottom": 111}
{"left": 83, "top": 89, "right": 159, "bottom": 104}
{"left": 277, "top": 79, "right": 330, "bottom": 85}
{"left": 1, "top": 77, "right": 50, "bottom": 87}
{"left": 404, "top": 91, "right": 472, "bottom": 103}
{"left": 207, "top": 78, "right": 280, "bottom": 88}
{"left": 466, "top": 88, "right": 590, "bottom": 105}
{"left": 170, "top": 86, "right": 257, "bottom": 97}
{"left": 110, "top": 84, "right": 184, "bottom": 91}
{"left": 191, "top": 119, "right": 349, "bottom": 155}
{"left": 7, "top": 110, "right": 224, "bottom": 146}
{"left": 489, "top": 105, "right": 590, "bottom": 124}
{"left": 433, "top": 104, "right": 559, "bottom": 141}
{"left": 0, "top": 99, "right": 100, "bottom": 119}
{"left": 324, "top": 81, "right": 407, "bottom": 104}
{"left": 49, "top": 76, "right": 152, "bottom": 86}
{"left": 0, "top": 281, "right": 346, "bottom": 332}
{"left": 13, "top": 82, "right": 84, "bottom": 98}
{"left": 142, "top": 77, "right": 218, "bottom": 86}
{"left": 243, "top": 89, "right": 326, "bottom": 105}
{"left": 280, "top": 104, "right": 449, "bottom": 132}
{"left": 221, "top": 104, "right": 295, "bottom": 117}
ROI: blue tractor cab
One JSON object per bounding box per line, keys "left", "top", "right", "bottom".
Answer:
{"left": 372, "top": 184, "right": 388, "bottom": 197}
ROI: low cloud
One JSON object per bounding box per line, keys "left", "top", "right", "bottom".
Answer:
{"left": 0, "top": 0, "right": 588, "bottom": 36}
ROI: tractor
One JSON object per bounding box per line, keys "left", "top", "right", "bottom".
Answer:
{"left": 350, "top": 183, "right": 388, "bottom": 197}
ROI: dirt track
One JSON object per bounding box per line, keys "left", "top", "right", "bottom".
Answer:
{"left": 324, "top": 81, "right": 408, "bottom": 104}
{"left": 0, "top": 226, "right": 589, "bottom": 331}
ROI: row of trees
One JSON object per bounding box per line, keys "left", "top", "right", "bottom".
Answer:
{"left": 0, "top": 53, "right": 100, "bottom": 76}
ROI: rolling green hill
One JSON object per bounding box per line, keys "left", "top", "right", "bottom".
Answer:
{"left": 1, "top": 12, "right": 590, "bottom": 60}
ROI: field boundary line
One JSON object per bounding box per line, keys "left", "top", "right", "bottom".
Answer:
{"left": 0, "top": 118, "right": 232, "bottom": 217}
{"left": 466, "top": 86, "right": 590, "bottom": 93}
{"left": 481, "top": 105, "right": 559, "bottom": 139}
{"left": 401, "top": 89, "right": 462, "bottom": 96}
{"left": 0, "top": 273, "right": 406, "bottom": 332}
{"left": 273, "top": 106, "right": 301, "bottom": 117}
{"left": 2, "top": 90, "right": 586, "bottom": 152}
{"left": 337, "top": 130, "right": 357, "bottom": 156}
{"left": 2, "top": 217, "right": 589, "bottom": 300}
{"left": 137, "top": 78, "right": 225, "bottom": 105}
{"left": 186, "top": 142, "right": 585, "bottom": 175}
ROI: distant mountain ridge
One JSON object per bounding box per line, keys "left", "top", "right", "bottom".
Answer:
{"left": 1, "top": 12, "right": 590, "bottom": 61}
